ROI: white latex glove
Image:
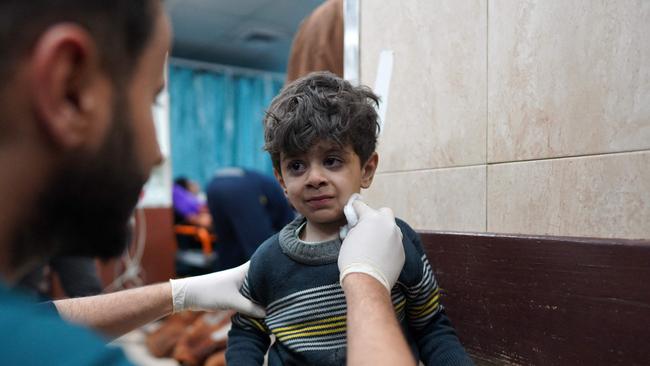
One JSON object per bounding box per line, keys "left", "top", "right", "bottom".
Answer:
{"left": 338, "top": 200, "right": 405, "bottom": 292}
{"left": 339, "top": 193, "right": 362, "bottom": 240}
{"left": 169, "top": 261, "right": 265, "bottom": 318}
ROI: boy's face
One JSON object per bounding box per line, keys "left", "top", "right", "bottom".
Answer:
{"left": 275, "top": 141, "right": 378, "bottom": 227}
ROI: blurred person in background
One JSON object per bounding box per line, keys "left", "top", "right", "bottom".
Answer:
{"left": 173, "top": 176, "right": 212, "bottom": 229}
{"left": 286, "top": 0, "right": 343, "bottom": 83}
{"left": 206, "top": 168, "right": 295, "bottom": 270}
{"left": 173, "top": 176, "right": 218, "bottom": 276}
{"left": 17, "top": 256, "right": 103, "bottom": 300}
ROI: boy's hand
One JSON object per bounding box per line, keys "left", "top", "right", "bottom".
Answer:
{"left": 169, "top": 262, "right": 266, "bottom": 318}
{"left": 338, "top": 201, "right": 405, "bottom": 292}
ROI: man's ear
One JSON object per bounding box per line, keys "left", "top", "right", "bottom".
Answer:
{"left": 29, "top": 24, "right": 109, "bottom": 150}
{"left": 360, "top": 152, "right": 379, "bottom": 189}
{"left": 273, "top": 168, "right": 288, "bottom": 197}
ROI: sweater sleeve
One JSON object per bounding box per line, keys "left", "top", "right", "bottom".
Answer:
{"left": 226, "top": 275, "right": 271, "bottom": 366}
{"left": 398, "top": 221, "right": 474, "bottom": 366}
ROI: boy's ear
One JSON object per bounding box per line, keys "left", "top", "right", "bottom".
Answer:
{"left": 360, "top": 152, "right": 379, "bottom": 189}
{"left": 274, "top": 168, "right": 288, "bottom": 196}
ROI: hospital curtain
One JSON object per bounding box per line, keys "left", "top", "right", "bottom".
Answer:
{"left": 168, "top": 63, "right": 284, "bottom": 189}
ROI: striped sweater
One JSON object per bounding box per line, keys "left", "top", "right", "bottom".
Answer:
{"left": 226, "top": 216, "right": 473, "bottom": 365}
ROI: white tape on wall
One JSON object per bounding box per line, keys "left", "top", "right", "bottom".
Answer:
{"left": 374, "top": 49, "right": 394, "bottom": 135}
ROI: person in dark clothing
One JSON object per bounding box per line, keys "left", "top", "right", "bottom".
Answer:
{"left": 18, "top": 257, "right": 103, "bottom": 300}
{"left": 172, "top": 176, "right": 216, "bottom": 276}
{"left": 206, "top": 168, "right": 295, "bottom": 270}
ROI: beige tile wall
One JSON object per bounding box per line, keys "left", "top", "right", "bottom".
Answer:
{"left": 363, "top": 166, "right": 486, "bottom": 232}
{"left": 361, "top": 0, "right": 487, "bottom": 172}
{"left": 487, "top": 151, "right": 650, "bottom": 239}
{"left": 360, "top": 0, "right": 650, "bottom": 239}
{"left": 488, "top": 1, "right": 650, "bottom": 163}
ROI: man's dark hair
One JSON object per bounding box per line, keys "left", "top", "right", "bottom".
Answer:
{"left": 264, "top": 71, "right": 380, "bottom": 172}
{"left": 0, "top": 0, "right": 158, "bottom": 86}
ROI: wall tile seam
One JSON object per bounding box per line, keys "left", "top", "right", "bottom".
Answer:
{"left": 486, "top": 148, "right": 650, "bottom": 168}
{"left": 485, "top": 0, "right": 490, "bottom": 233}
{"left": 374, "top": 148, "right": 650, "bottom": 177}
{"left": 375, "top": 163, "right": 488, "bottom": 176}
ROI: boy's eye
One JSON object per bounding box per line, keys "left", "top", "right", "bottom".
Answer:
{"left": 287, "top": 160, "right": 306, "bottom": 173}
{"left": 324, "top": 156, "right": 343, "bottom": 168}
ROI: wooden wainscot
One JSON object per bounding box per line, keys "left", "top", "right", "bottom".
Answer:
{"left": 420, "top": 231, "right": 650, "bottom": 365}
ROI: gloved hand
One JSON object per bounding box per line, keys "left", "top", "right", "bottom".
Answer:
{"left": 338, "top": 200, "right": 405, "bottom": 292}
{"left": 339, "top": 193, "right": 362, "bottom": 240}
{"left": 169, "top": 262, "right": 265, "bottom": 318}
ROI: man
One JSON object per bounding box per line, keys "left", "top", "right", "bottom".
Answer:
{"left": 206, "top": 167, "right": 295, "bottom": 270}
{"left": 0, "top": 2, "right": 261, "bottom": 364}
{"left": 0, "top": 1, "right": 414, "bottom": 365}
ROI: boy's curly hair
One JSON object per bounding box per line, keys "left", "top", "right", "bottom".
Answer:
{"left": 264, "top": 71, "right": 380, "bottom": 172}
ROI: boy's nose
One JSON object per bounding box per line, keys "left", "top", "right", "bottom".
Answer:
{"left": 305, "top": 166, "right": 328, "bottom": 188}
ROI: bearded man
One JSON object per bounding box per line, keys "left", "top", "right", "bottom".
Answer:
{"left": 0, "top": 1, "right": 412, "bottom": 365}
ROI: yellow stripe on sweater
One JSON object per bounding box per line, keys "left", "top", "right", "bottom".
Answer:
{"left": 408, "top": 292, "right": 440, "bottom": 318}
{"left": 417, "top": 300, "right": 440, "bottom": 319}
{"left": 276, "top": 320, "right": 347, "bottom": 338}
{"left": 272, "top": 315, "right": 347, "bottom": 333}
{"left": 409, "top": 288, "right": 439, "bottom": 311}
{"left": 249, "top": 318, "right": 267, "bottom": 332}
{"left": 278, "top": 326, "right": 347, "bottom": 341}
{"left": 394, "top": 298, "right": 407, "bottom": 313}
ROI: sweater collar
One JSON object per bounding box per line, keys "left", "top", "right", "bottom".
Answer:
{"left": 279, "top": 216, "right": 341, "bottom": 265}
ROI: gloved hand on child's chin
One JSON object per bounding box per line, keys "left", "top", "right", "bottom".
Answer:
{"left": 338, "top": 200, "right": 405, "bottom": 293}
{"left": 169, "top": 262, "right": 266, "bottom": 318}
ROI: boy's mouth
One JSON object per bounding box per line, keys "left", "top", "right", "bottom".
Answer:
{"left": 305, "top": 195, "right": 335, "bottom": 209}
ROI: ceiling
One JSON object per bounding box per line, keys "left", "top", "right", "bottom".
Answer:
{"left": 165, "top": 0, "right": 324, "bottom": 72}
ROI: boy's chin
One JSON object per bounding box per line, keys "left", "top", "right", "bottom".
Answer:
{"left": 305, "top": 211, "right": 347, "bottom": 227}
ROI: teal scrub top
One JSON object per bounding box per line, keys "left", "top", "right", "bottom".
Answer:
{"left": 0, "top": 283, "right": 133, "bottom": 365}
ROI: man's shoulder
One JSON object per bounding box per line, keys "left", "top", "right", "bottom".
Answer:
{"left": 247, "top": 233, "right": 286, "bottom": 277}
{"left": 244, "top": 231, "right": 304, "bottom": 304}
{"left": 393, "top": 218, "right": 432, "bottom": 283}
{"left": 395, "top": 217, "right": 418, "bottom": 240}
{"left": 394, "top": 217, "right": 424, "bottom": 257}
{"left": 250, "top": 233, "right": 283, "bottom": 261}
{"left": 0, "top": 287, "right": 132, "bottom": 365}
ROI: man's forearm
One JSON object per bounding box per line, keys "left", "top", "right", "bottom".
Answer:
{"left": 343, "top": 273, "right": 416, "bottom": 366}
{"left": 54, "top": 282, "right": 173, "bottom": 340}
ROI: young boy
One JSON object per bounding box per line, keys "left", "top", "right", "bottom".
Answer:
{"left": 226, "top": 72, "right": 472, "bottom": 365}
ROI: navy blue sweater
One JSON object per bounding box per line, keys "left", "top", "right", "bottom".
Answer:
{"left": 226, "top": 216, "right": 473, "bottom": 365}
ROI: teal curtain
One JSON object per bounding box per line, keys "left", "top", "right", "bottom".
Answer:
{"left": 169, "top": 64, "right": 284, "bottom": 188}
